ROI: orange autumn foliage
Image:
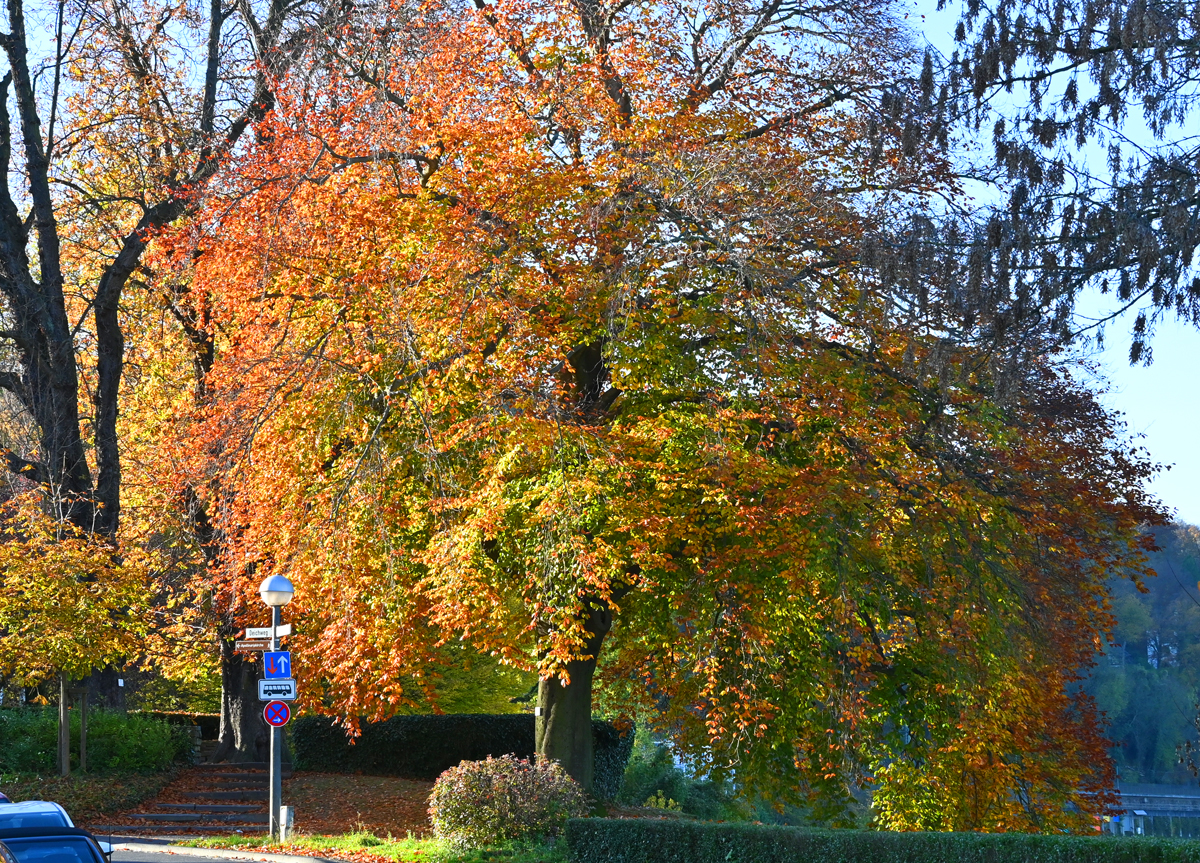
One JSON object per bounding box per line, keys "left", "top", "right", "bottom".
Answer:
{"left": 132, "top": 0, "right": 1163, "bottom": 828}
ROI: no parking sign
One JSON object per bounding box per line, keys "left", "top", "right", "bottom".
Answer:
{"left": 264, "top": 700, "right": 291, "bottom": 727}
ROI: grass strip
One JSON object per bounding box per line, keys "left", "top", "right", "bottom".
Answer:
{"left": 176, "top": 830, "right": 567, "bottom": 863}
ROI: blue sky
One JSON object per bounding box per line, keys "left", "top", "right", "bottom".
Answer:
{"left": 909, "top": 1, "right": 1200, "bottom": 526}
{"left": 1088, "top": 320, "right": 1200, "bottom": 526}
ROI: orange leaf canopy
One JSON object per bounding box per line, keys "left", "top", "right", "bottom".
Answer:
{"left": 141, "top": 0, "right": 1162, "bottom": 828}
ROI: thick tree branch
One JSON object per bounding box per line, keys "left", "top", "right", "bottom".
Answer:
{"left": 1, "top": 448, "right": 47, "bottom": 484}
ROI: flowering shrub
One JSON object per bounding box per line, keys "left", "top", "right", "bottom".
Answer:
{"left": 428, "top": 754, "right": 589, "bottom": 849}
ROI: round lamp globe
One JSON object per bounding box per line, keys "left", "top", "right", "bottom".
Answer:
{"left": 259, "top": 575, "right": 295, "bottom": 608}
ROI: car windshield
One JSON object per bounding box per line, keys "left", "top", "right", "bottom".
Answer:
{"left": 1, "top": 838, "right": 97, "bottom": 863}
{"left": 0, "top": 813, "right": 70, "bottom": 829}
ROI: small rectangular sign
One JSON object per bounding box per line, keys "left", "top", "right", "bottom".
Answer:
{"left": 247, "top": 624, "right": 292, "bottom": 640}
{"left": 264, "top": 650, "right": 292, "bottom": 678}
{"left": 259, "top": 678, "right": 297, "bottom": 701}
{"left": 234, "top": 639, "right": 269, "bottom": 651}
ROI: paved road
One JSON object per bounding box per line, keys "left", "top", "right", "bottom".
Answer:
{"left": 100, "top": 838, "right": 325, "bottom": 863}
{"left": 112, "top": 850, "right": 235, "bottom": 863}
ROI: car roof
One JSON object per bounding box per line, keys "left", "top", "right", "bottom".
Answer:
{"left": 0, "top": 804, "right": 67, "bottom": 814}
{"left": 0, "top": 827, "right": 96, "bottom": 840}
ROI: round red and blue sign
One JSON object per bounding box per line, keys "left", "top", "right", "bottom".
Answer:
{"left": 264, "top": 700, "right": 291, "bottom": 727}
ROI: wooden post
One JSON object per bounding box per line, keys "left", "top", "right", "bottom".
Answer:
{"left": 79, "top": 688, "right": 88, "bottom": 773}
{"left": 58, "top": 674, "right": 70, "bottom": 777}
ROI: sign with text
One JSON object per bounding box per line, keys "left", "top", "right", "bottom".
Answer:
{"left": 234, "top": 639, "right": 269, "bottom": 652}
{"left": 258, "top": 678, "right": 297, "bottom": 701}
{"left": 246, "top": 624, "right": 292, "bottom": 640}
{"left": 264, "top": 651, "right": 291, "bottom": 678}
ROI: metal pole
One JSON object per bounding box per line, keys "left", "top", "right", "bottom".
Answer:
{"left": 58, "top": 673, "right": 70, "bottom": 777}
{"left": 269, "top": 604, "right": 282, "bottom": 841}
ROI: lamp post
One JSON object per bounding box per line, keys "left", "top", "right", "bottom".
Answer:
{"left": 259, "top": 575, "right": 294, "bottom": 841}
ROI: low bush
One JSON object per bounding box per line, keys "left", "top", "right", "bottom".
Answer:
{"left": 85, "top": 710, "right": 192, "bottom": 771}
{"left": 617, "top": 730, "right": 689, "bottom": 809}
{"left": 0, "top": 707, "right": 189, "bottom": 773}
{"left": 429, "top": 755, "right": 589, "bottom": 849}
{"left": 292, "top": 713, "right": 632, "bottom": 798}
{"left": 617, "top": 729, "right": 743, "bottom": 820}
{"left": 565, "top": 819, "right": 1200, "bottom": 863}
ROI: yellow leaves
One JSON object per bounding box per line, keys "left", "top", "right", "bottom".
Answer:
{"left": 0, "top": 496, "right": 152, "bottom": 683}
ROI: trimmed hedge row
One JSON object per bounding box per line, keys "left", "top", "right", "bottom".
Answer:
{"left": 592, "top": 720, "right": 636, "bottom": 800}
{"left": 292, "top": 713, "right": 633, "bottom": 798}
{"left": 564, "top": 819, "right": 1200, "bottom": 863}
{"left": 134, "top": 711, "right": 220, "bottom": 740}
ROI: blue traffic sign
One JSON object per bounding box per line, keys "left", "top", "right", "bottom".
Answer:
{"left": 264, "top": 651, "right": 291, "bottom": 679}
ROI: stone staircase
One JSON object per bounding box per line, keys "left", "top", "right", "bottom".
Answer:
{"left": 92, "top": 763, "right": 292, "bottom": 834}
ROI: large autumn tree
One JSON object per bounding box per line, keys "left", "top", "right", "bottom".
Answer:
{"left": 131, "top": 0, "right": 1166, "bottom": 828}
{"left": 0, "top": 0, "right": 337, "bottom": 532}
{"left": 0, "top": 0, "right": 348, "bottom": 755}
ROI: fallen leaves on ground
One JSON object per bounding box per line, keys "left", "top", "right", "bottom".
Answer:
{"left": 0, "top": 770, "right": 177, "bottom": 822}
{"left": 285, "top": 773, "right": 434, "bottom": 837}
{"left": 90, "top": 768, "right": 433, "bottom": 837}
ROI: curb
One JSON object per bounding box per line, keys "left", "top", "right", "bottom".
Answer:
{"left": 112, "top": 841, "right": 337, "bottom": 863}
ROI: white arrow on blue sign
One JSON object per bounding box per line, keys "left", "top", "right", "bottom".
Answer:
{"left": 264, "top": 651, "right": 291, "bottom": 679}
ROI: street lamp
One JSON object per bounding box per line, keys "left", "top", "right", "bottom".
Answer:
{"left": 259, "top": 574, "right": 294, "bottom": 841}
{"left": 259, "top": 574, "right": 295, "bottom": 608}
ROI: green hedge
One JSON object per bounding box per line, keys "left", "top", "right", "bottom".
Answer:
{"left": 0, "top": 707, "right": 190, "bottom": 773}
{"left": 292, "top": 713, "right": 632, "bottom": 797}
{"left": 592, "top": 721, "right": 635, "bottom": 800}
{"left": 564, "top": 819, "right": 1200, "bottom": 863}
{"left": 134, "top": 711, "right": 220, "bottom": 740}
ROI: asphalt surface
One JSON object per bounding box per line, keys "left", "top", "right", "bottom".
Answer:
{"left": 101, "top": 839, "right": 329, "bottom": 863}
{"left": 112, "top": 851, "right": 230, "bottom": 863}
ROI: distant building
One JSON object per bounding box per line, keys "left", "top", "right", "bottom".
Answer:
{"left": 1104, "top": 784, "right": 1200, "bottom": 837}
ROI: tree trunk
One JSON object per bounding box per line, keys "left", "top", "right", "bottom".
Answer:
{"left": 212, "top": 641, "right": 263, "bottom": 763}
{"left": 535, "top": 599, "right": 612, "bottom": 793}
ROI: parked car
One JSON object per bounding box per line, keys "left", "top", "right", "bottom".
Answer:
{"left": 0, "top": 804, "right": 73, "bottom": 830}
{"left": 0, "top": 827, "right": 111, "bottom": 863}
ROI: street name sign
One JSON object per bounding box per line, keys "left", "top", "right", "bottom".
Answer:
{"left": 234, "top": 639, "right": 269, "bottom": 652}
{"left": 259, "top": 678, "right": 297, "bottom": 701}
{"left": 264, "top": 700, "right": 291, "bottom": 727}
{"left": 264, "top": 651, "right": 292, "bottom": 678}
{"left": 247, "top": 624, "right": 292, "bottom": 640}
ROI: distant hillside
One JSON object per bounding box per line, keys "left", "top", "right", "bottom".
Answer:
{"left": 1088, "top": 524, "right": 1200, "bottom": 784}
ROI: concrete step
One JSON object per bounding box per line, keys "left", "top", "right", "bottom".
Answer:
{"left": 212, "top": 782, "right": 270, "bottom": 790}
{"left": 92, "top": 825, "right": 267, "bottom": 834}
{"left": 182, "top": 790, "right": 268, "bottom": 801}
{"left": 128, "top": 813, "right": 203, "bottom": 822}
{"left": 128, "top": 812, "right": 269, "bottom": 824}
{"left": 155, "top": 804, "right": 263, "bottom": 813}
